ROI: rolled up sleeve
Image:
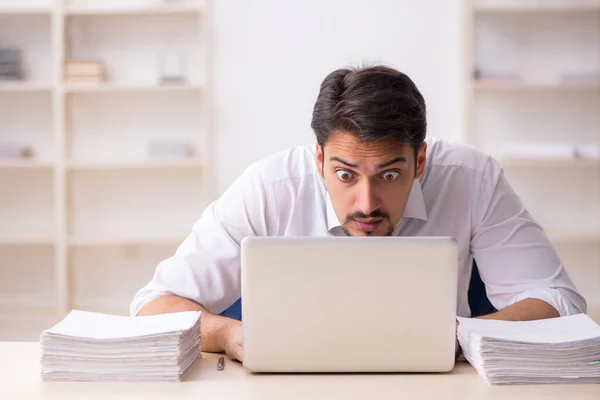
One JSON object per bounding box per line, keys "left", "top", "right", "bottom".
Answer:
{"left": 470, "top": 158, "right": 587, "bottom": 317}
{"left": 130, "top": 165, "right": 273, "bottom": 316}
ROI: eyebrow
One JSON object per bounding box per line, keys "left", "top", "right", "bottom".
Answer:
{"left": 376, "top": 157, "right": 407, "bottom": 169}
{"left": 329, "top": 156, "right": 407, "bottom": 170}
{"left": 329, "top": 157, "right": 359, "bottom": 168}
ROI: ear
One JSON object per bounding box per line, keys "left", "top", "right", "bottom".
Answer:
{"left": 415, "top": 142, "right": 427, "bottom": 179}
{"left": 316, "top": 143, "right": 324, "bottom": 178}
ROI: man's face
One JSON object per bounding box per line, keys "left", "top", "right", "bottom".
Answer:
{"left": 316, "top": 131, "right": 427, "bottom": 237}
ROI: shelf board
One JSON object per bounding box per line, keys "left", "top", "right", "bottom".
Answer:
{"left": 66, "top": 159, "right": 203, "bottom": 170}
{"left": 0, "top": 82, "right": 54, "bottom": 92}
{"left": 0, "top": 8, "right": 52, "bottom": 16}
{"left": 68, "top": 234, "right": 186, "bottom": 247}
{"left": 500, "top": 157, "right": 600, "bottom": 168}
{"left": 65, "top": 83, "right": 202, "bottom": 94}
{"left": 474, "top": 81, "right": 600, "bottom": 91}
{"left": 0, "top": 160, "right": 54, "bottom": 170}
{"left": 65, "top": 5, "right": 203, "bottom": 16}
{"left": 475, "top": 5, "right": 600, "bottom": 14}
{"left": 548, "top": 232, "right": 600, "bottom": 243}
{"left": 0, "top": 308, "right": 59, "bottom": 318}
{"left": 0, "top": 235, "right": 56, "bottom": 246}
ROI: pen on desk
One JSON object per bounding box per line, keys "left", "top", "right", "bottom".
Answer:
{"left": 217, "top": 356, "right": 225, "bottom": 371}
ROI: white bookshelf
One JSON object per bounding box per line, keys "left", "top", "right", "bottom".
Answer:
{"left": 66, "top": 159, "right": 204, "bottom": 170}
{"left": 500, "top": 158, "right": 600, "bottom": 168}
{"left": 0, "top": 82, "right": 54, "bottom": 92}
{"left": 0, "top": 8, "right": 52, "bottom": 16}
{"left": 0, "top": 0, "right": 213, "bottom": 340}
{"left": 474, "top": 2, "right": 600, "bottom": 14}
{"left": 474, "top": 81, "right": 600, "bottom": 91}
{"left": 64, "top": 83, "right": 202, "bottom": 93}
{"left": 66, "top": 5, "right": 203, "bottom": 16}
{"left": 68, "top": 234, "right": 186, "bottom": 247}
{"left": 465, "top": 0, "right": 600, "bottom": 322}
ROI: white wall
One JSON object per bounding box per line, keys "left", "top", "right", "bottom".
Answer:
{"left": 212, "top": 0, "right": 465, "bottom": 194}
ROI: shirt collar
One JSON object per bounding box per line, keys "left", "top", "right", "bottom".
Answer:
{"left": 325, "top": 179, "right": 428, "bottom": 232}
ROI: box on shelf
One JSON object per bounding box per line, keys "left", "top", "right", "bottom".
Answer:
{"left": 147, "top": 139, "right": 194, "bottom": 158}
{"left": 0, "top": 48, "right": 23, "bottom": 81}
{"left": 473, "top": 67, "right": 521, "bottom": 83}
{"left": 158, "top": 54, "right": 188, "bottom": 85}
{"left": 0, "top": 143, "right": 34, "bottom": 159}
{"left": 65, "top": 60, "right": 106, "bottom": 85}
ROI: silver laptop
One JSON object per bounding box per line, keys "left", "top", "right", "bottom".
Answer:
{"left": 241, "top": 236, "right": 458, "bottom": 373}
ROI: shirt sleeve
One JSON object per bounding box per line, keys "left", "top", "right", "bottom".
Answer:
{"left": 129, "top": 164, "right": 273, "bottom": 316}
{"left": 470, "top": 157, "right": 587, "bottom": 317}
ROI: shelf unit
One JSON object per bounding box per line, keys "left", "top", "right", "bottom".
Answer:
{"left": 65, "top": 5, "right": 203, "bottom": 16}
{"left": 0, "top": 236, "right": 56, "bottom": 246}
{"left": 0, "top": 159, "right": 54, "bottom": 169}
{"left": 473, "top": 2, "right": 600, "bottom": 14}
{"left": 499, "top": 158, "right": 600, "bottom": 168}
{"left": 64, "top": 83, "right": 202, "bottom": 93}
{"left": 0, "top": 8, "right": 52, "bottom": 16}
{"left": 474, "top": 81, "right": 600, "bottom": 91}
{"left": 68, "top": 234, "right": 186, "bottom": 247}
{"left": 0, "top": 82, "right": 54, "bottom": 92}
{"left": 66, "top": 159, "right": 204, "bottom": 170}
{"left": 464, "top": 0, "right": 600, "bottom": 322}
{"left": 0, "top": 0, "right": 213, "bottom": 340}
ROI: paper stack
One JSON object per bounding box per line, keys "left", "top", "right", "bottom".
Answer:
{"left": 41, "top": 310, "right": 202, "bottom": 382}
{"left": 65, "top": 60, "right": 106, "bottom": 85}
{"left": 457, "top": 314, "right": 600, "bottom": 385}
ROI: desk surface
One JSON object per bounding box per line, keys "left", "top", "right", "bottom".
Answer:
{"left": 2, "top": 343, "right": 599, "bottom": 399}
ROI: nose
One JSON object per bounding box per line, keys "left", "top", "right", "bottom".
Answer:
{"left": 355, "top": 180, "right": 381, "bottom": 216}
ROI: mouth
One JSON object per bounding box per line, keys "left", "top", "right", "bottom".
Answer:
{"left": 353, "top": 218, "right": 382, "bottom": 233}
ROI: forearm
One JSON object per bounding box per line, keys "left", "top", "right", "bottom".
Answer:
{"left": 136, "top": 295, "right": 236, "bottom": 353}
{"left": 478, "top": 298, "right": 559, "bottom": 321}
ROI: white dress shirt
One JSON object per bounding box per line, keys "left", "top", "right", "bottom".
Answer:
{"left": 130, "top": 138, "right": 587, "bottom": 318}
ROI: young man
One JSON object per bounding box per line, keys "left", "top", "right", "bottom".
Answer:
{"left": 131, "top": 65, "right": 586, "bottom": 363}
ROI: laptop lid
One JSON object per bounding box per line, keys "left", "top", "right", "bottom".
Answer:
{"left": 241, "top": 236, "right": 458, "bottom": 373}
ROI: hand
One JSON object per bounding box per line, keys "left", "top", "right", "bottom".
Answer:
{"left": 220, "top": 319, "right": 243, "bottom": 362}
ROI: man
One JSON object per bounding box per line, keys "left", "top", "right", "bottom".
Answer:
{"left": 131, "top": 65, "right": 586, "bottom": 363}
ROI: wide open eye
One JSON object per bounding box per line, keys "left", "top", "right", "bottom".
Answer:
{"left": 335, "top": 170, "right": 354, "bottom": 182}
{"left": 382, "top": 171, "right": 400, "bottom": 182}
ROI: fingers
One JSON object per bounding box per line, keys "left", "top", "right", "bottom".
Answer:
{"left": 223, "top": 320, "right": 244, "bottom": 362}
{"left": 228, "top": 344, "right": 244, "bottom": 363}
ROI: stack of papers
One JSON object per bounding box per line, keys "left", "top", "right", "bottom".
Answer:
{"left": 457, "top": 314, "right": 600, "bottom": 385}
{"left": 41, "top": 310, "right": 202, "bottom": 382}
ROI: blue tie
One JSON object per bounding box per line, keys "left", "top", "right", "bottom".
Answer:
{"left": 220, "top": 297, "right": 242, "bottom": 321}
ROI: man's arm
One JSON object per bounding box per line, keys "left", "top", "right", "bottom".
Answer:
{"left": 469, "top": 157, "right": 586, "bottom": 317}
{"left": 137, "top": 295, "right": 244, "bottom": 361}
{"left": 478, "top": 298, "right": 558, "bottom": 321}
{"left": 130, "top": 164, "right": 273, "bottom": 363}
{"left": 453, "top": 155, "right": 585, "bottom": 358}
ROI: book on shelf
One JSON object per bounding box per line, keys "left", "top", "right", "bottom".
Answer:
{"left": 0, "top": 143, "right": 34, "bottom": 159}
{"left": 64, "top": 60, "right": 106, "bottom": 84}
{"left": 147, "top": 139, "right": 195, "bottom": 158}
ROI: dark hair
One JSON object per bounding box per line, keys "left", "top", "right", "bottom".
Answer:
{"left": 310, "top": 65, "right": 427, "bottom": 156}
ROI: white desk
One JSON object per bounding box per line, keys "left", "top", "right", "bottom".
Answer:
{"left": 2, "top": 343, "right": 599, "bottom": 399}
